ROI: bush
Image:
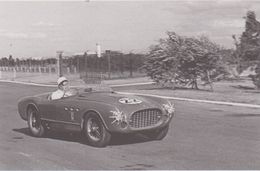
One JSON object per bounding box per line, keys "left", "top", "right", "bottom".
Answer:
{"left": 143, "top": 32, "right": 227, "bottom": 90}
{"left": 250, "top": 63, "right": 260, "bottom": 89}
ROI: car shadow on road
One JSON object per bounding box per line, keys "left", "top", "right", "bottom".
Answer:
{"left": 109, "top": 133, "right": 151, "bottom": 146}
{"left": 13, "top": 127, "right": 85, "bottom": 142}
{"left": 12, "top": 127, "right": 31, "bottom": 136}
{"left": 12, "top": 128, "right": 152, "bottom": 146}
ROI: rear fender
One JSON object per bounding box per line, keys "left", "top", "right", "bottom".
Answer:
{"left": 18, "top": 98, "right": 39, "bottom": 121}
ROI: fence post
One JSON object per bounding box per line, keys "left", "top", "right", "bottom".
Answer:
{"left": 67, "top": 67, "right": 70, "bottom": 74}
{"left": 74, "top": 67, "right": 77, "bottom": 74}
{"left": 13, "top": 67, "right": 16, "bottom": 80}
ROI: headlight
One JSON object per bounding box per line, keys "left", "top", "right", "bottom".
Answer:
{"left": 163, "top": 101, "right": 175, "bottom": 115}
{"left": 109, "top": 108, "right": 128, "bottom": 128}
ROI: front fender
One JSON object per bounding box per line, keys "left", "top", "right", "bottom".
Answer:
{"left": 79, "top": 101, "right": 119, "bottom": 132}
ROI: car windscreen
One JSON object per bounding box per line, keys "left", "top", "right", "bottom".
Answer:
{"left": 76, "top": 84, "right": 113, "bottom": 93}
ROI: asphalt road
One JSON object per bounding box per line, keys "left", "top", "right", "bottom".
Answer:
{"left": 0, "top": 82, "right": 260, "bottom": 169}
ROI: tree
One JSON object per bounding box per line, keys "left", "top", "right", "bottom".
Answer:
{"left": 234, "top": 11, "right": 260, "bottom": 89}
{"left": 0, "top": 57, "right": 9, "bottom": 66}
{"left": 143, "top": 32, "right": 227, "bottom": 91}
{"left": 240, "top": 11, "right": 260, "bottom": 61}
{"left": 8, "top": 55, "right": 15, "bottom": 66}
{"left": 15, "top": 58, "right": 20, "bottom": 66}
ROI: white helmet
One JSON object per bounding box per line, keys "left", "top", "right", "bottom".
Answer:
{"left": 57, "top": 76, "right": 68, "bottom": 85}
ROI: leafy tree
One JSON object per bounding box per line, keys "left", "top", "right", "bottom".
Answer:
{"left": 233, "top": 11, "right": 260, "bottom": 89}
{"left": 8, "top": 55, "right": 15, "bottom": 66}
{"left": 143, "top": 32, "right": 227, "bottom": 91}
{"left": 240, "top": 11, "right": 260, "bottom": 61}
{"left": 0, "top": 57, "right": 8, "bottom": 66}
{"left": 15, "top": 58, "right": 20, "bottom": 66}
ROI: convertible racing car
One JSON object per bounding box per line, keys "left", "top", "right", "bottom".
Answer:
{"left": 18, "top": 85, "right": 175, "bottom": 147}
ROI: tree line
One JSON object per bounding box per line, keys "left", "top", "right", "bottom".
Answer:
{"left": 0, "top": 51, "right": 145, "bottom": 77}
{"left": 0, "top": 55, "right": 57, "bottom": 67}
{"left": 66, "top": 51, "right": 145, "bottom": 74}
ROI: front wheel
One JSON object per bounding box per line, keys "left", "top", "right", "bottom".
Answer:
{"left": 83, "top": 113, "right": 111, "bottom": 147}
{"left": 144, "top": 125, "right": 169, "bottom": 140}
{"left": 27, "top": 107, "right": 45, "bottom": 137}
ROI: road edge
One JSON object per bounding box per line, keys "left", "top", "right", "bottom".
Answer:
{"left": 1, "top": 79, "right": 260, "bottom": 109}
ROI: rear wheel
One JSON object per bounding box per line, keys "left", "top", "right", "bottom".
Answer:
{"left": 83, "top": 113, "right": 111, "bottom": 147}
{"left": 144, "top": 125, "right": 169, "bottom": 140}
{"left": 27, "top": 106, "right": 45, "bottom": 137}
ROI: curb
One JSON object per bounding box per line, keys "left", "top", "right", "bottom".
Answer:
{"left": 1, "top": 79, "right": 260, "bottom": 109}
{"left": 0, "top": 80, "right": 56, "bottom": 87}
{"left": 109, "top": 81, "right": 155, "bottom": 87}
{"left": 0, "top": 80, "right": 155, "bottom": 88}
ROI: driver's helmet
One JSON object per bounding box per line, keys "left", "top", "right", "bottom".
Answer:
{"left": 57, "top": 76, "right": 68, "bottom": 86}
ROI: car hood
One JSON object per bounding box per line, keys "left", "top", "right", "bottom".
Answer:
{"left": 76, "top": 91, "right": 163, "bottom": 110}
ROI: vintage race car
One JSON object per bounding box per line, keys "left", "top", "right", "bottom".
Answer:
{"left": 18, "top": 85, "right": 175, "bottom": 147}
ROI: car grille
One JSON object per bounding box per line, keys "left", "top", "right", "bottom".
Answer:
{"left": 129, "top": 109, "right": 162, "bottom": 128}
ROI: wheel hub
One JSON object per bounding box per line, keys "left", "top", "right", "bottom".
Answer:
{"left": 31, "top": 112, "right": 40, "bottom": 129}
{"left": 87, "top": 118, "right": 102, "bottom": 141}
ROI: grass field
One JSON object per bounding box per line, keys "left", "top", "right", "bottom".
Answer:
{"left": 129, "top": 79, "right": 260, "bottom": 105}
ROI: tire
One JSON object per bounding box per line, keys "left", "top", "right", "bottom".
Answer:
{"left": 144, "top": 125, "right": 169, "bottom": 140}
{"left": 27, "top": 106, "right": 45, "bottom": 137}
{"left": 83, "top": 112, "right": 111, "bottom": 147}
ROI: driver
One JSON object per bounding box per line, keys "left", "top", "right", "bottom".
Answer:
{"left": 51, "top": 76, "right": 73, "bottom": 100}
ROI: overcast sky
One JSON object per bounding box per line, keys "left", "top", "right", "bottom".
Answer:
{"left": 0, "top": 0, "right": 260, "bottom": 58}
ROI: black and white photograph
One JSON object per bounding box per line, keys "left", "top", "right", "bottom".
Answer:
{"left": 0, "top": 0, "right": 260, "bottom": 170}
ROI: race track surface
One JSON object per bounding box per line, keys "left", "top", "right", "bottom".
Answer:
{"left": 0, "top": 82, "right": 260, "bottom": 169}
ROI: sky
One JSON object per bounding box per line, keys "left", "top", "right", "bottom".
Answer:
{"left": 0, "top": 0, "right": 260, "bottom": 58}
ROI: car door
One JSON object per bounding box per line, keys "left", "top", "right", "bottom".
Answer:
{"left": 38, "top": 98, "right": 57, "bottom": 121}
{"left": 54, "top": 97, "right": 81, "bottom": 124}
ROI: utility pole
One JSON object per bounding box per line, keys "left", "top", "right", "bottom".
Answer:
{"left": 84, "top": 52, "right": 88, "bottom": 79}
{"left": 96, "top": 43, "right": 102, "bottom": 83}
{"left": 9, "top": 43, "right": 12, "bottom": 68}
{"left": 57, "top": 51, "right": 63, "bottom": 77}
{"left": 77, "top": 56, "right": 80, "bottom": 73}
{"left": 96, "top": 43, "right": 101, "bottom": 58}
{"left": 29, "top": 58, "right": 32, "bottom": 72}
{"left": 129, "top": 53, "right": 133, "bottom": 77}
{"left": 106, "top": 50, "right": 111, "bottom": 79}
